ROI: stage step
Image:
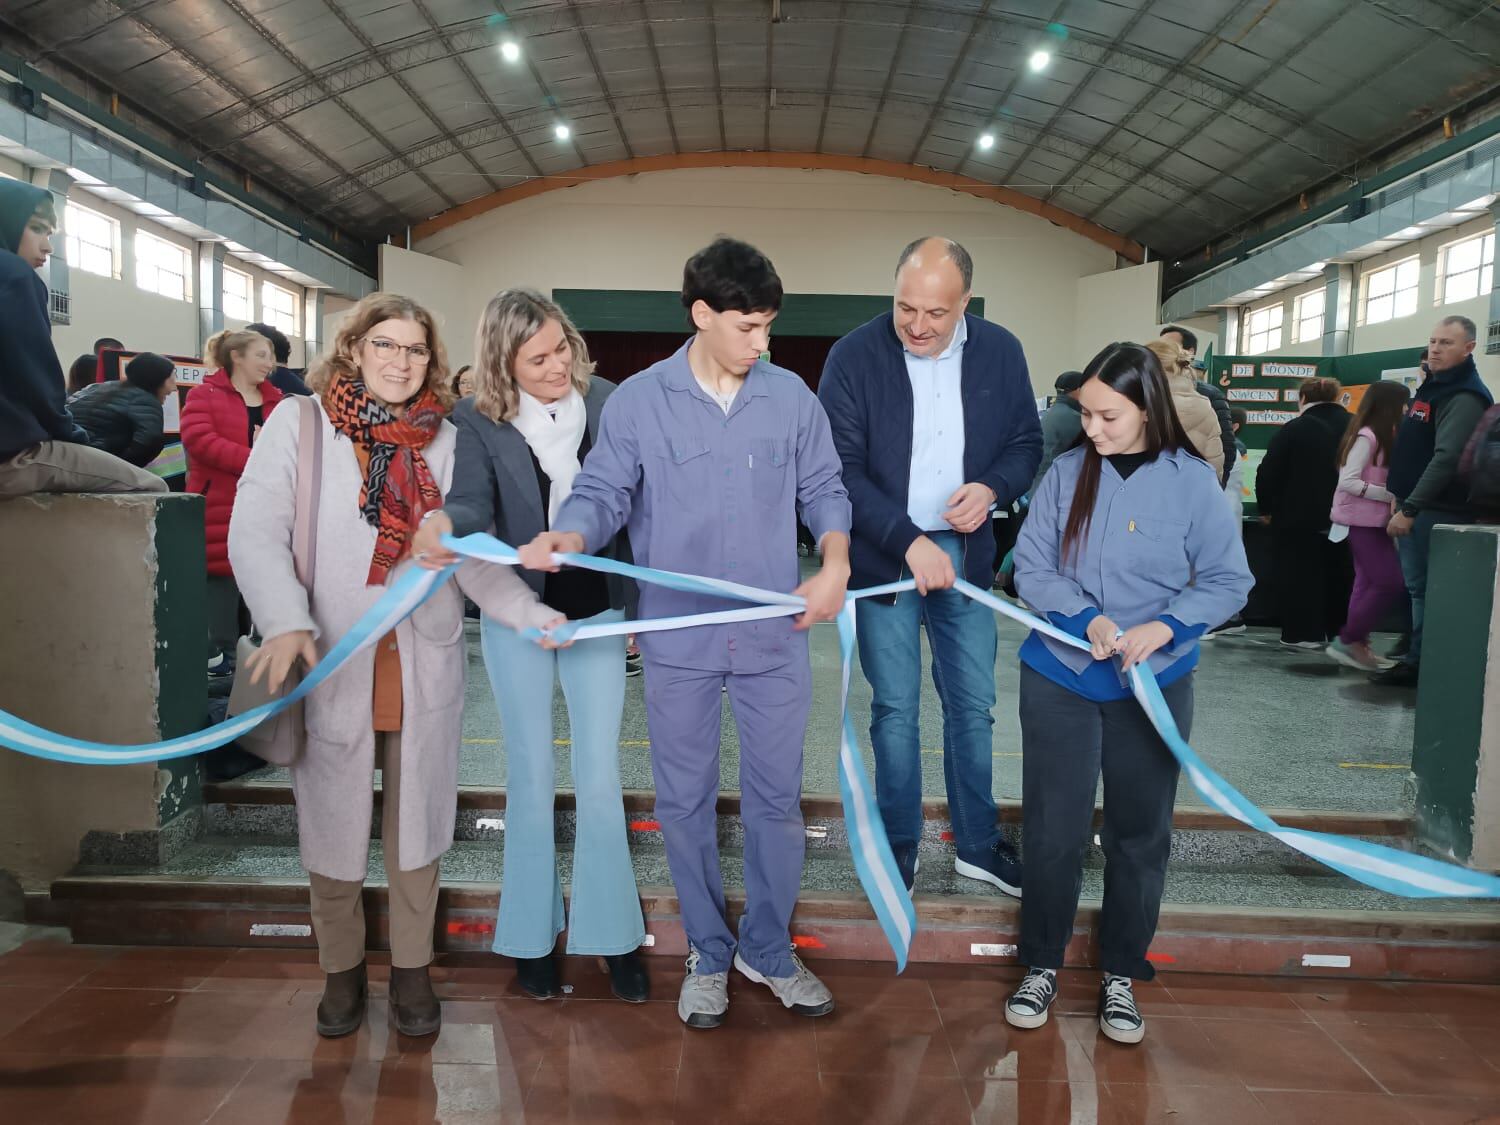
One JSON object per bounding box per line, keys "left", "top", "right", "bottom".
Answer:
{"left": 201, "top": 781, "right": 1414, "bottom": 870}
{"left": 37, "top": 837, "right": 1500, "bottom": 983}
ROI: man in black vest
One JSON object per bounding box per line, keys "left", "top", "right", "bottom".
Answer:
{"left": 1371, "top": 315, "right": 1493, "bottom": 686}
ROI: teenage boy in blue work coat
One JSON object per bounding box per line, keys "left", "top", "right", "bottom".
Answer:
{"left": 519, "top": 237, "right": 853, "bottom": 1029}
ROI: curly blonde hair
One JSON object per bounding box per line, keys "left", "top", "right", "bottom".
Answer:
{"left": 305, "top": 292, "right": 454, "bottom": 411}
{"left": 203, "top": 328, "right": 265, "bottom": 372}
{"left": 472, "top": 289, "right": 595, "bottom": 423}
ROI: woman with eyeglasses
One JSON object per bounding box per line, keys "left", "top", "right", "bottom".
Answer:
{"left": 228, "top": 292, "right": 564, "bottom": 1040}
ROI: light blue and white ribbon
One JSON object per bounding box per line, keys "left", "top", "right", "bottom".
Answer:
{"left": 2, "top": 531, "right": 1498, "bottom": 972}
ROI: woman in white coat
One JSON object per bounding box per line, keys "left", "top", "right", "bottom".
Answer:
{"left": 229, "top": 292, "right": 562, "bottom": 1040}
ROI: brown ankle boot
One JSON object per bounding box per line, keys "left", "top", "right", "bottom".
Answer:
{"left": 389, "top": 964, "right": 441, "bottom": 1036}
{"left": 316, "top": 962, "right": 367, "bottom": 1038}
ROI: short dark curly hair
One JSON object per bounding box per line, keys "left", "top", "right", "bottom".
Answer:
{"left": 681, "top": 237, "right": 783, "bottom": 315}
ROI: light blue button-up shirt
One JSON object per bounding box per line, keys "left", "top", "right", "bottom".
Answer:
{"left": 903, "top": 316, "right": 968, "bottom": 530}
{"left": 554, "top": 340, "right": 851, "bottom": 673}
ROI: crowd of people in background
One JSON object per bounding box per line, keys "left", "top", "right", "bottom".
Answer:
{"left": 5, "top": 189, "right": 1500, "bottom": 1050}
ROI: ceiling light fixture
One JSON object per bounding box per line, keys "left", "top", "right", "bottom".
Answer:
{"left": 554, "top": 124, "right": 571, "bottom": 141}
{"left": 978, "top": 133, "right": 995, "bottom": 151}
{"left": 1029, "top": 49, "right": 1051, "bottom": 72}
{"left": 500, "top": 40, "right": 521, "bottom": 62}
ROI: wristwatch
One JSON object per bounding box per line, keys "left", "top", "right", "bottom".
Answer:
{"left": 1400, "top": 504, "right": 1418, "bottom": 519}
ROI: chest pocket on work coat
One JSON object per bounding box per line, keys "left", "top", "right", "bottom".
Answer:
{"left": 1124, "top": 514, "right": 1191, "bottom": 582}
{"left": 649, "top": 441, "right": 712, "bottom": 514}
{"left": 749, "top": 437, "right": 791, "bottom": 511}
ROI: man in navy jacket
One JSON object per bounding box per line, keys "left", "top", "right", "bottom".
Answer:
{"left": 818, "top": 237, "right": 1041, "bottom": 897}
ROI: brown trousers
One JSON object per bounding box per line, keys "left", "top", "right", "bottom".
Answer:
{"left": 0, "top": 440, "right": 168, "bottom": 499}
{"left": 307, "top": 731, "right": 440, "bottom": 972}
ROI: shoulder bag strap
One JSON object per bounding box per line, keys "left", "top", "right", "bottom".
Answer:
{"left": 291, "top": 396, "right": 324, "bottom": 588}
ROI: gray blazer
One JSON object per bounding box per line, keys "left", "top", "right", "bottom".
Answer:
{"left": 445, "top": 378, "right": 633, "bottom": 612}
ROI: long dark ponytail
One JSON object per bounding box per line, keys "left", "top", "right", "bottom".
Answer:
{"left": 1338, "top": 380, "right": 1409, "bottom": 468}
{"left": 1061, "top": 342, "right": 1202, "bottom": 563}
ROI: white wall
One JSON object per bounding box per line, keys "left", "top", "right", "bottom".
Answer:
{"left": 412, "top": 167, "right": 1120, "bottom": 391}
{"left": 1228, "top": 214, "right": 1498, "bottom": 390}
{"left": 49, "top": 192, "right": 198, "bottom": 364}
{"left": 47, "top": 187, "right": 311, "bottom": 370}
{"left": 378, "top": 245, "right": 472, "bottom": 365}
{"left": 1075, "top": 261, "right": 1162, "bottom": 367}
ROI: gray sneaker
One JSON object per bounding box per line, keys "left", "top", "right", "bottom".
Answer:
{"left": 677, "top": 949, "right": 729, "bottom": 1029}
{"left": 733, "top": 950, "right": 835, "bottom": 1017}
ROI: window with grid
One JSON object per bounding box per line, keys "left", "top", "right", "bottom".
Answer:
{"left": 1243, "top": 303, "right": 1283, "bottom": 355}
{"left": 135, "top": 230, "right": 191, "bottom": 300}
{"left": 1437, "top": 232, "right": 1494, "bottom": 305}
{"left": 1293, "top": 290, "right": 1325, "bottom": 343}
{"left": 223, "top": 265, "right": 252, "bottom": 321}
{"left": 261, "top": 281, "right": 298, "bottom": 335}
{"left": 64, "top": 202, "right": 119, "bottom": 279}
{"left": 1362, "top": 258, "right": 1419, "bottom": 325}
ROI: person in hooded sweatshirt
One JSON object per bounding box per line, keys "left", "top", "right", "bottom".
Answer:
{"left": 0, "top": 180, "right": 165, "bottom": 497}
{"left": 67, "top": 351, "right": 176, "bottom": 468}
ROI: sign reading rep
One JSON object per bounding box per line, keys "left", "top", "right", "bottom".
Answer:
{"left": 1246, "top": 410, "right": 1299, "bottom": 426}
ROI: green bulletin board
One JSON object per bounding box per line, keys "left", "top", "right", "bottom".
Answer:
{"left": 1208, "top": 346, "right": 1424, "bottom": 511}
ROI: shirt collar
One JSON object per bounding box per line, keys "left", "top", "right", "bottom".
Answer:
{"left": 662, "top": 337, "right": 771, "bottom": 399}
{"left": 896, "top": 314, "right": 968, "bottom": 362}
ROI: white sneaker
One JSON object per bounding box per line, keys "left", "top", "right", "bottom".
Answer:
{"left": 733, "top": 950, "right": 835, "bottom": 1017}
{"left": 1004, "top": 967, "right": 1058, "bottom": 1029}
{"left": 677, "top": 949, "right": 728, "bottom": 1029}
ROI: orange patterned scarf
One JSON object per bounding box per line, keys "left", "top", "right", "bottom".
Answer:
{"left": 322, "top": 377, "right": 444, "bottom": 585}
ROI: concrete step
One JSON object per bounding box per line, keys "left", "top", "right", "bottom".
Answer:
{"left": 201, "top": 780, "right": 1415, "bottom": 872}
{"left": 39, "top": 836, "right": 1500, "bottom": 982}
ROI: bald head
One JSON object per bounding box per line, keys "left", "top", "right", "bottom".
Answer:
{"left": 893, "top": 237, "right": 972, "bottom": 356}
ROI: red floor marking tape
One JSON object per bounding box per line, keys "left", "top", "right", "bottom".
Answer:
{"left": 792, "top": 935, "right": 828, "bottom": 950}
{"left": 629, "top": 820, "right": 661, "bottom": 831}
{"left": 1145, "top": 952, "right": 1176, "bottom": 964}
{"left": 940, "top": 831, "right": 955, "bottom": 842}
{"left": 446, "top": 921, "right": 496, "bottom": 937}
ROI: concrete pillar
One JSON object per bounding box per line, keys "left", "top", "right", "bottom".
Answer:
{"left": 197, "top": 240, "right": 226, "bottom": 355}
{"left": 0, "top": 493, "right": 206, "bottom": 889}
{"left": 1217, "top": 307, "right": 1239, "bottom": 354}
{"left": 1486, "top": 201, "right": 1499, "bottom": 357}
{"left": 1321, "top": 262, "right": 1354, "bottom": 358}
{"left": 1412, "top": 524, "right": 1500, "bottom": 871}
{"left": 303, "top": 288, "right": 325, "bottom": 360}
{"left": 28, "top": 167, "right": 73, "bottom": 327}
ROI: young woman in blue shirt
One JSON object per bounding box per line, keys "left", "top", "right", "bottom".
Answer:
{"left": 1006, "top": 342, "right": 1253, "bottom": 1044}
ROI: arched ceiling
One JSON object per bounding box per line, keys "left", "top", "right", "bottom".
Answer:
{"left": 1, "top": 0, "right": 1496, "bottom": 259}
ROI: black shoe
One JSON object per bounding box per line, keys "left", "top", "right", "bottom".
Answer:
{"left": 315, "top": 963, "right": 367, "bottom": 1038}
{"left": 515, "top": 953, "right": 563, "bottom": 999}
{"left": 625, "top": 651, "right": 642, "bottom": 678}
{"left": 603, "top": 951, "right": 650, "bottom": 1003}
{"left": 954, "top": 838, "right": 1023, "bottom": 898}
{"left": 894, "top": 845, "right": 919, "bottom": 894}
{"left": 1004, "top": 967, "right": 1058, "bottom": 1029}
{"left": 1098, "top": 974, "right": 1145, "bottom": 1044}
{"left": 389, "top": 965, "right": 441, "bottom": 1036}
{"left": 1388, "top": 633, "right": 1411, "bottom": 659}
{"left": 1369, "top": 660, "right": 1419, "bottom": 687}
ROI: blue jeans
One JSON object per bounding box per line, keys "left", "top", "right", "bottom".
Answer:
{"left": 855, "top": 531, "right": 1000, "bottom": 862}
{"left": 481, "top": 609, "right": 646, "bottom": 957}
{"left": 1397, "top": 509, "right": 1470, "bottom": 666}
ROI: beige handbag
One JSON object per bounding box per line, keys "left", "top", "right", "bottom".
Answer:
{"left": 226, "top": 396, "right": 324, "bottom": 766}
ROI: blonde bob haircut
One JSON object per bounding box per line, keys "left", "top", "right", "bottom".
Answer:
{"left": 472, "top": 288, "right": 595, "bottom": 424}
{"left": 305, "top": 291, "right": 454, "bottom": 411}
{"left": 204, "top": 328, "right": 266, "bottom": 373}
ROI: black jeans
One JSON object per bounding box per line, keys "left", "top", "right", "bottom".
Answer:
{"left": 1016, "top": 664, "right": 1192, "bottom": 981}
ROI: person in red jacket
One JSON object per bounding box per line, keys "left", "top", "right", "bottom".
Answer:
{"left": 181, "top": 327, "right": 284, "bottom": 663}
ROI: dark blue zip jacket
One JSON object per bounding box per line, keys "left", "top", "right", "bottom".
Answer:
{"left": 818, "top": 312, "right": 1041, "bottom": 594}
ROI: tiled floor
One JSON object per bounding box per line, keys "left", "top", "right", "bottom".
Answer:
{"left": 1, "top": 941, "right": 1496, "bottom": 1124}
